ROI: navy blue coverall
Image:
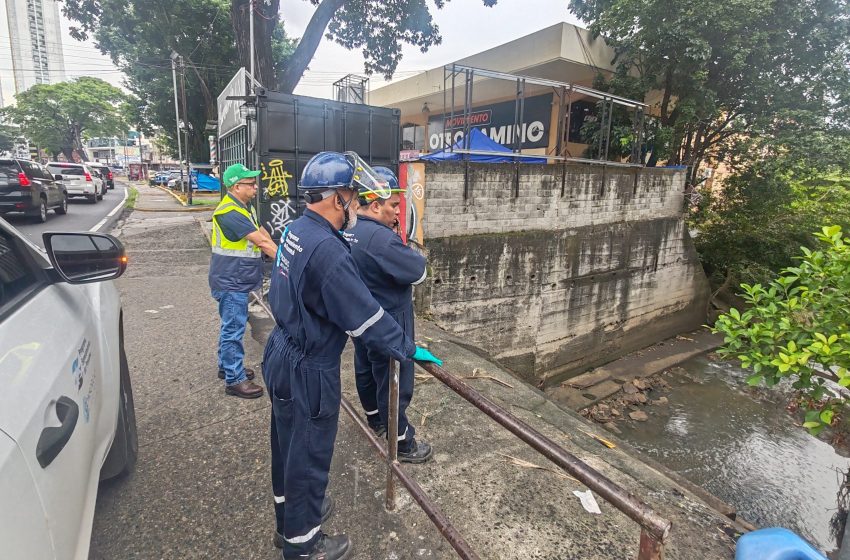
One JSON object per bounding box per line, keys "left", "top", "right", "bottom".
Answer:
{"left": 346, "top": 215, "right": 427, "bottom": 450}
{"left": 263, "top": 209, "right": 416, "bottom": 557}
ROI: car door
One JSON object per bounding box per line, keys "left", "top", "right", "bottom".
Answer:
{"left": 0, "top": 430, "right": 54, "bottom": 559}
{"left": 34, "top": 163, "right": 59, "bottom": 206}
{"left": 0, "top": 225, "right": 106, "bottom": 559}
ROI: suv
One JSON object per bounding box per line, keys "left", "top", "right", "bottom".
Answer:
{"left": 0, "top": 220, "right": 136, "bottom": 559}
{"left": 0, "top": 159, "right": 69, "bottom": 222}
{"left": 89, "top": 163, "right": 115, "bottom": 190}
{"left": 45, "top": 162, "right": 104, "bottom": 203}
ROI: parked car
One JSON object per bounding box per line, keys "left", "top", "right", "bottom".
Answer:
{"left": 45, "top": 163, "right": 104, "bottom": 204}
{"left": 149, "top": 172, "right": 172, "bottom": 186}
{"left": 0, "top": 221, "right": 136, "bottom": 559}
{"left": 89, "top": 164, "right": 115, "bottom": 190}
{"left": 0, "top": 158, "right": 69, "bottom": 222}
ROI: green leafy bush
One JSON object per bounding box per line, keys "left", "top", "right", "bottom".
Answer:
{"left": 713, "top": 226, "right": 850, "bottom": 433}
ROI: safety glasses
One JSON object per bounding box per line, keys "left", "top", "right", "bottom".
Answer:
{"left": 344, "top": 152, "right": 391, "bottom": 200}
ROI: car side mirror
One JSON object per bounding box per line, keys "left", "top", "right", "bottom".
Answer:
{"left": 42, "top": 232, "right": 128, "bottom": 284}
{"left": 53, "top": 174, "right": 63, "bottom": 180}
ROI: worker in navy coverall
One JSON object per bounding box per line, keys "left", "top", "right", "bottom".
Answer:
{"left": 346, "top": 166, "right": 432, "bottom": 463}
{"left": 262, "top": 151, "right": 443, "bottom": 560}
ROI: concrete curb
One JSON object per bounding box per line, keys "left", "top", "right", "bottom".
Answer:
{"left": 153, "top": 184, "right": 188, "bottom": 206}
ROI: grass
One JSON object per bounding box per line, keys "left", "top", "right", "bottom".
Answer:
{"left": 125, "top": 186, "right": 138, "bottom": 209}
{"left": 190, "top": 196, "right": 219, "bottom": 206}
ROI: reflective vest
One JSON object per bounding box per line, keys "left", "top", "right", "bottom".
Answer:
{"left": 211, "top": 194, "right": 262, "bottom": 259}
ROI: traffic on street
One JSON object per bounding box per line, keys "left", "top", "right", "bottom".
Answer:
{"left": 3, "top": 182, "right": 128, "bottom": 248}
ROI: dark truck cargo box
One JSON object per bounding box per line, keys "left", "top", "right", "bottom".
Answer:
{"left": 253, "top": 91, "right": 400, "bottom": 240}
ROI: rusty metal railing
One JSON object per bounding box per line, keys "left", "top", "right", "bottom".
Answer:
{"left": 346, "top": 357, "right": 672, "bottom": 560}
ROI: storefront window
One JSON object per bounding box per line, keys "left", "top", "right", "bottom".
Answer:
{"left": 402, "top": 124, "right": 425, "bottom": 151}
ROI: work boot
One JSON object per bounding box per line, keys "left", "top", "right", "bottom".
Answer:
{"left": 224, "top": 379, "right": 263, "bottom": 399}
{"left": 398, "top": 438, "right": 433, "bottom": 464}
{"left": 274, "top": 496, "right": 335, "bottom": 548}
{"left": 282, "top": 532, "right": 351, "bottom": 559}
{"left": 369, "top": 423, "right": 387, "bottom": 438}
{"left": 218, "top": 367, "right": 255, "bottom": 380}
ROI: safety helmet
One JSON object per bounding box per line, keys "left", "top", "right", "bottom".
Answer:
{"left": 360, "top": 166, "right": 405, "bottom": 203}
{"left": 300, "top": 151, "right": 391, "bottom": 202}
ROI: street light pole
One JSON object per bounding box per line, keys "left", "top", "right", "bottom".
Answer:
{"left": 170, "top": 52, "right": 184, "bottom": 191}
{"left": 249, "top": 0, "right": 255, "bottom": 81}
{"left": 178, "top": 56, "right": 193, "bottom": 205}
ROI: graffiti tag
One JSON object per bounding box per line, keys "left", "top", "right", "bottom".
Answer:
{"left": 267, "top": 199, "right": 296, "bottom": 236}
{"left": 261, "top": 159, "right": 293, "bottom": 198}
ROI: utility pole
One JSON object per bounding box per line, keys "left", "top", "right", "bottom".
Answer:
{"left": 178, "top": 55, "right": 193, "bottom": 205}
{"left": 170, "top": 51, "right": 185, "bottom": 192}
{"left": 249, "top": 0, "right": 255, "bottom": 81}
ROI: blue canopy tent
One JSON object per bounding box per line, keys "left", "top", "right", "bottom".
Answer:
{"left": 420, "top": 128, "right": 547, "bottom": 163}
{"left": 190, "top": 168, "right": 221, "bottom": 191}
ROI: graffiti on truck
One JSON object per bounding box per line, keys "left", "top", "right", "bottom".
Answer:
{"left": 261, "top": 159, "right": 293, "bottom": 198}
{"left": 266, "top": 198, "right": 297, "bottom": 237}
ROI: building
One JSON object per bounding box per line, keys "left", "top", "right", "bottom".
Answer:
{"left": 1, "top": 0, "right": 66, "bottom": 105}
{"left": 370, "top": 22, "right": 655, "bottom": 160}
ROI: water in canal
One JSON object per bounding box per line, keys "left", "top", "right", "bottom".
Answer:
{"left": 616, "top": 354, "right": 850, "bottom": 554}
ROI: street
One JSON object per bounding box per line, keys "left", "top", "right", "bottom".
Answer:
{"left": 3, "top": 182, "right": 128, "bottom": 248}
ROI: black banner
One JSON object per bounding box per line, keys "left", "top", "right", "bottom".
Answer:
{"left": 427, "top": 93, "right": 553, "bottom": 150}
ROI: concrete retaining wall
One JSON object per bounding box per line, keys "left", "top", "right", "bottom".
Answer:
{"left": 412, "top": 161, "right": 710, "bottom": 385}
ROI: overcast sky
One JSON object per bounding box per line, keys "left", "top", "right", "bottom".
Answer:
{"left": 1, "top": 0, "right": 582, "bottom": 104}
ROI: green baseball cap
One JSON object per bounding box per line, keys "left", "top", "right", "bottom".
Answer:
{"left": 223, "top": 163, "right": 261, "bottom": 188}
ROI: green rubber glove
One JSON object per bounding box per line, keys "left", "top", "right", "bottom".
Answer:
{"left": 412, "top": 346, "right": 443, "bottom": 366}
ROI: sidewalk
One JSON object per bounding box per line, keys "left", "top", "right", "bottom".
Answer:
{"left": 90, "top": 187, "right": 741, "bottom": 559}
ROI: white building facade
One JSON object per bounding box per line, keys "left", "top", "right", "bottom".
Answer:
{"left": 1, "top": 0, "right": 66, "bottom": 105}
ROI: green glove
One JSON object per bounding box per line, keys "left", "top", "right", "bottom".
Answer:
{"left": 412, "top": 346, "right": 443, "bottom": 366}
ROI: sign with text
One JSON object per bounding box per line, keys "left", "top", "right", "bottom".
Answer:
{"left": 427, "top": 93, "right": 553, "bottom": 151}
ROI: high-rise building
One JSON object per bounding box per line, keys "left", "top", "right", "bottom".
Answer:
{"left": 1, "top": 0, "right": 66, "bottom": 104}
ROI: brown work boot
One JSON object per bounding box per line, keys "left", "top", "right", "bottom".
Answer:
{"left": 224, "top": 379, "right": 264, "bottom": 399}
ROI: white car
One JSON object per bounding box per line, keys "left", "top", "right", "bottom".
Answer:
{"left": 45, "top": 163, "right": 106, "bottom": 203}
{"left": 0, "top": 219, "right": 136, "bottom": 559}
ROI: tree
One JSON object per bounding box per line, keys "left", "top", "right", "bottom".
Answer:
{"left": 62, "top": 0, "right": 296, "bottom": 161}
{"left": 5, "top": 78, "right": 128, "bottom": 161}
{"left": 713, "top": 226, "right": 850, "bottom": 434}
{"left": 569, "top": 0, "right": 850, "bottom": 188}
{"left": 273, "top": 0, "right": 498, "bottom": 94}
{"left": 0, "top": 121, "right": 17, "bottom": 154}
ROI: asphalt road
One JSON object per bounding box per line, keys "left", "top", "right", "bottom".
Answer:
{"left": 3, "top": 181, "right": 129, "bottom": 248}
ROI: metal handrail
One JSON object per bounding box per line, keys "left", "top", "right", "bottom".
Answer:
{"left": 415, "top": 362, "right": 672, "bottom": 548}
{"left": 255, "top": 290, "right": 670, "bottom": 557}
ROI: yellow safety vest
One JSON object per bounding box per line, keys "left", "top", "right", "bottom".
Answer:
{"left": 210, "top": 194, "right": 262, "bottom": 259}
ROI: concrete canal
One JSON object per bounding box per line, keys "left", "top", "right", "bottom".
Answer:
{"left": 614, "top": 354, "right": 850, "bottom": 555}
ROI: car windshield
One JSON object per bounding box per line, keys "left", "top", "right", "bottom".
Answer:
{"left": 47, "top": 165, "right": 85, "bottom": 176}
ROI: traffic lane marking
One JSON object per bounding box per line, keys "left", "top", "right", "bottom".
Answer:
{"left": 91, "top": 187, "right": 129, "bottom": 232}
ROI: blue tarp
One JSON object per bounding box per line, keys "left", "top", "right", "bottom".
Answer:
{"left": 420, "top": 128, "right": 547, "bottom": 163}
{"left": 191, "top": 169, "right": 221, "bottom": 191}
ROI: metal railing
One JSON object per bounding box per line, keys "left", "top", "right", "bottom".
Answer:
{"left": 250, "top": 290, "right": 672, "bottom": 558}
{"left": 348, "top": 358, "right": 672, "bottom": 560}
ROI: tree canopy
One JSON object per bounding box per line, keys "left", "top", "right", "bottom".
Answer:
{"left": 3, "top": 77, "right": 128, "bottom": 161}
{"left": 276, "top": 0, "right": 498, "bottom": 93}
{"left": 569, "top": 0, "right": 850, "bottom": 185}
{"left": 62, "top": 0, "right": 296, "bottom": 161}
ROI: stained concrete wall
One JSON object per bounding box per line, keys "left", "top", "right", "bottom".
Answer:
{"left": 413, "top": 161, "right": 710, "bottom": 385}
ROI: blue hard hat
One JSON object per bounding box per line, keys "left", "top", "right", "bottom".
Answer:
{"left": 299, "top": 151, "right": 355, "bottom": 192}
{"left": 372, "top": 167, "right": 400, "bottom": 191}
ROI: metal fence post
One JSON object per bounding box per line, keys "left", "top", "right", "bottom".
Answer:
{"left": 386, "top": 359, "right": 400, "bottom": 510}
